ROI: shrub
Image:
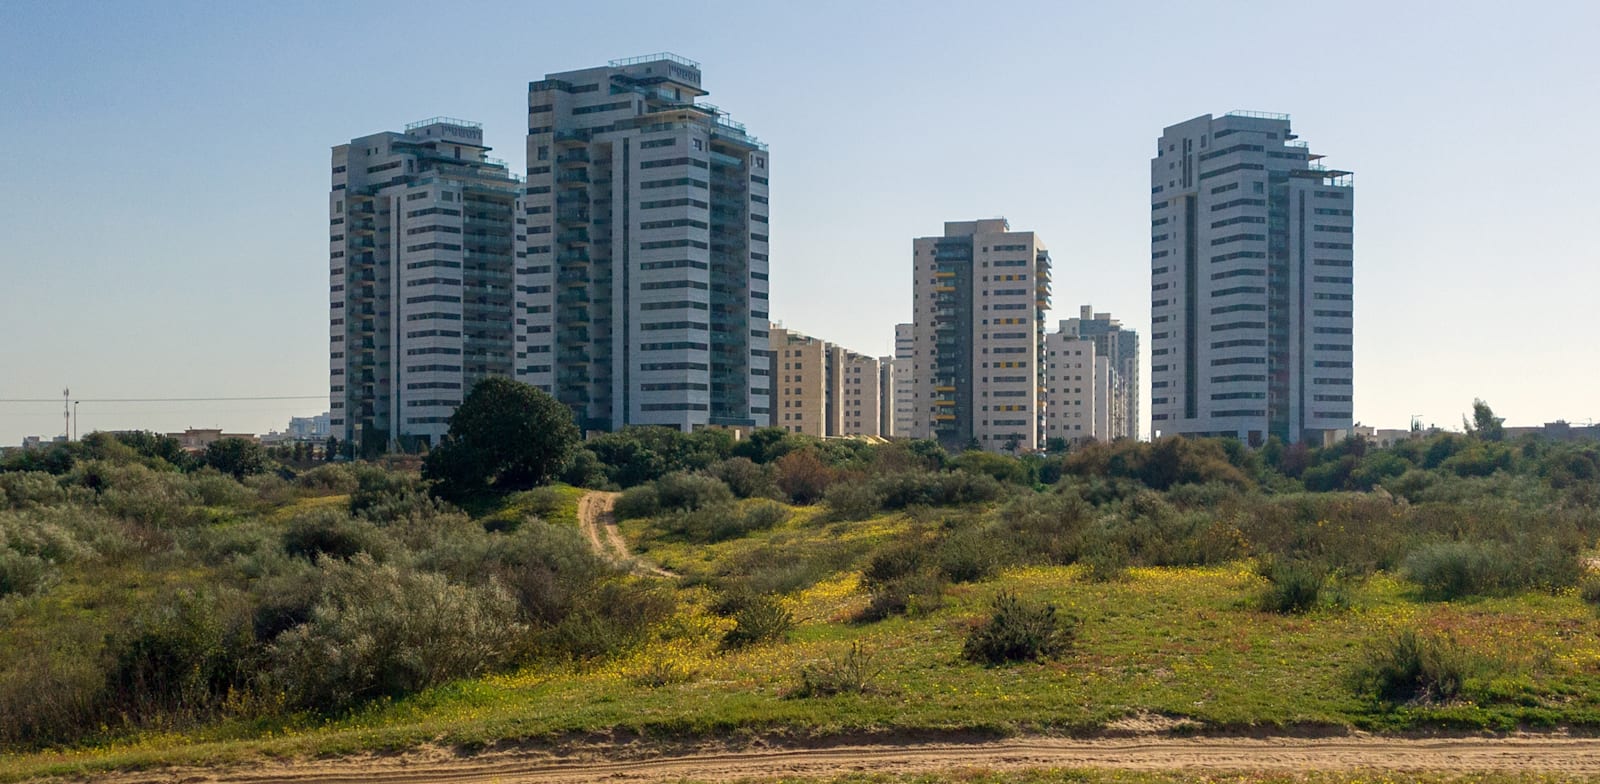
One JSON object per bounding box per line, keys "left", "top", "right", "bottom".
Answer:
{"left": 1258, "top": 557, "right": 1334, "bottom": 614}
{"left": 0, "top": 472, "right": 70, "bottom": 508}
{"left": 936, "top": 525, "right": 1009, "bottom": 583}
{"left": 613, "top": 484, "right": 661, "bottom": 520}
{"left": 0, "top": 641, "right": 104, "bottom": 749}
{"left": 710, "top": 457, "right": 775, "bottom": 499}
{"left": 1581, "top": 572, "right": 1600, "bottom": 608}
{"left": 189, "top": 470, "right": 254, "bottom": 507}
{"left": 103, "top": 590, "right": 255, "bottom": 724}
{"left": 962, "top": 591, "right": 1074, "bottom": 665}
{"left": 824, "top": 480, "right": 884, "bottom": 521}
{"left": 548, "top": 579, "right": 676, "bottom": 658}
{"left": 268, "top": 555, "right": 523, "bottom": 709}
{"left": 1403, "top": 541, "right": 1509, "bottom": 600}
{"left": 792, "top": 642, "right": 885, "bottom": 698}
{"left": 721, "top": 592, "right": 794, "bottom": 649}
{"left": 282, "top": 510, "right": 389, "bottom": 562}
{"left": 858, "top": 570, "right": 946, "bottom": 622}
{"left": 296, "top": 464, "right": 359, "bottom": 495}
{"left": 0, "top": 552, "right": 53, "bottom": 597}
{"left": 1356, "top": 630, "right": 1469, "bottom": 704}
{"left": 774, "top": 449, "right": 836, "bottom": 505}
{"left": 654, "top": 471, "right": 734, "bottom": 513}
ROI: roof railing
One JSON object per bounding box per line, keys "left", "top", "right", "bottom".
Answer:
{"left": 1226, "top": 109, "right": 1291, "bottom": 121}
{"left": 608, "top": 52, "right": 700, "bottom": 69}
{"left": 405, "top": 116, "right": 482, "bottom": 131}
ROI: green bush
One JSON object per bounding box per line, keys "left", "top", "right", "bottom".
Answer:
{"left": 295, "top": 463, "right": 360, "bottom": 495}
{"left": 283, "top": 510, "right": 390, "bottom": 562}
{"left": 1258, "top": 557, "right": 1335, "bottom": 614}
{"left": 0, "top": 471, "right": 71, "bottom": 508}
{"left": 962, "top": 590, "right": 1075, "bottom": 665}
{"left": 1581, "top": 573, "right": 1600, "bottom": 607}
{"left": 824, "top": 480, "right": 884, "bottom": 521}
{"left": 547, "top": 579, "right": 675, "bottom": 658}
{"left": 1356, "top": 630, "right": 1469, "bottom": 704}
{"left": 613, "top": 484, "right": 661, "bottom": 520}
{"left": 721, "top": 592, "right": 794, "bottom": 649}
{"left": 268, "top": 556, "right": 524, "bottom": 709}
{"left": 0, "top": 551, "right": 53, "bottom": 597}
{"left": 858, "top": 570, "right": 947, "bottom": 622}
{"left": 654, "top": 471, "right": 734, "bottom": 512}
{"left": 936, "top": 525, "right": 1009, "bottom": 583}
{"left": 792, "top": 641, "right": 885, "bottom": 698}
{"left": 103, "top": 590, "right": 255, "bottom": 724}
{"left": 710, "top": 457, "right": 775, "bottom": 499}
{"left": 1403, "top": 541, "right": 1511, "bottom": 600}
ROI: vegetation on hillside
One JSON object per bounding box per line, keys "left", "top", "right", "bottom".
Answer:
{"left": 3, "top": 390, "right": 1599, "bottom": 778}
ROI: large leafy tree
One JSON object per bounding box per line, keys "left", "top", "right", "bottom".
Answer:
{"left": 423, "top": 377, "right": 579, "bottom": 498}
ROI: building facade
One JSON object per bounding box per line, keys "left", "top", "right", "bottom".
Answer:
{"left": 1149, "top": 112, "right": 1353, "bottom": 445}
{"left": 520, "top": 54, "right": 770, "bottom": 432}
{"left": 1043, "top": 331, "right": 1101, "bottom": 445}
{"left": 910, "top": 219, "right": 1051, "bottom": 452}
{"left": 1066, "top": 305, "right": 1140, "bottom": 440}
{"left": 890, "top": 322, "right": 914, "bottom": 437}
{"left": 769, "top": 324, "right": 881, "bottom": 437}
{"left": 329, "top": 119, "right": 522, "bottom": 451}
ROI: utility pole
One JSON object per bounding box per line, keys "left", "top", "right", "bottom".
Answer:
{"left": 73, "top": 400, "right": 79, "bottom": 441}
{"left": 62, "top": 387, "right": 70, "bottom": 440}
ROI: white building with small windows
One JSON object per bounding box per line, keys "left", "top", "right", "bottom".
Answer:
{"left": 910, "top": 219, "right": 1051, "bottom": 453}
{"left": 1149, "top": 112, "right": 1353, "bottom": 445}
{"left": 521, "top": 53, "right": 770, "bottom": 432}
{"left": 328, "top": 118, "right": 522, "bottom": 452}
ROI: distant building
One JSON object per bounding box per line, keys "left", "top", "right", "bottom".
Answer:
{"left": 769, "top": 324, "right": 882, "bottom": 437}
{"left": 911, "top": 219, "right": 1051, "bottom": 452}
{"left": 287, "top": 413, "right": 332, "bottom": 440}
{"left": 1149, "top": 112, "right": 1353, "bottom": 445}
{"left": 1064, "top": 305, "right": 1140, "bottom": 440}
{"left": 168, "top": 428, "right": 257, "bottom": 453}
{"left": 329, "top": 118, "right": 522, "bottom": 452}
{"left": 877, "top": 357, "right": 895, "bottom": 438}
{"left": 520, "top": 54, "right": 770, "bottom": 432}
{"left": 1043, "top": 331, "right": 1104, "bottom": 445}
{"left": 890, "top": 323, "right": 914, "bottom": 438}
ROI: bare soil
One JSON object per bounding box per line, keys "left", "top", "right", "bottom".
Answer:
{"left": 86, "top": 732, "right": 1600, "bottom": 783}
{"left": 576, "top": 491, "right": 673, "bottom": 577}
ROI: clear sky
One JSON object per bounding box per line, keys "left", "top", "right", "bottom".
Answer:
{"left": 2, "top": 0, "right": 1596, "bottom": 445}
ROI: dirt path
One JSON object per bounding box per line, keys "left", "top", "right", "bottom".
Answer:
{"left": 100, "top": 734, "right": 1600, "bottom": 783}
{"left": 575, "top": 491, "right": 673, "bottom": 578}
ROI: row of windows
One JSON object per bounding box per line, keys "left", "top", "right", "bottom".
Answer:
{"left": 640, "top": 321, "right": 709, "bottom": 331}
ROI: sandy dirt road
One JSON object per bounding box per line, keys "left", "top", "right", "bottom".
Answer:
{"left": 575, "top": 491, "right": 673, "bottom": 577}
{"left": 96, "top": 733, "right": 1600, "bottom": 783}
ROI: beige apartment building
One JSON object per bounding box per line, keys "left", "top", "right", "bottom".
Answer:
{"left": 769, "top": 324, "right": 882, "bottom": 437}
{"left": 1043, "top": 332, "right": 1103, "bottom": 445}
{"left": 910, "top": 219, "right": 1051, "bottom": 452}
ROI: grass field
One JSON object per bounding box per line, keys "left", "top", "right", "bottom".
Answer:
{"left": 7, "top": 490, "right": 1600, "bottom": 782}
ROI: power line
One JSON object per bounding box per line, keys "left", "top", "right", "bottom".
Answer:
{"left": 0, "top": 395, "right": 326, "bottom": 404}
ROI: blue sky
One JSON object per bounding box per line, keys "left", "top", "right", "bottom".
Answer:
{"left": 2, "top": 0, "right": 1596, "bottom": 443}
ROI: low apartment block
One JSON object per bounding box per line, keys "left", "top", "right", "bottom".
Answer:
{"left": 770, "top": 324, "right": 882, "bottom": 437}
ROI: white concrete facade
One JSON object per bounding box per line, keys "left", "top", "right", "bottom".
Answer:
{"left": 1044, "top": 332, "right": 1100, "bottom": 445}
{"left": 911, "top": 219, "right": 1051, "bottom": 453}
{"left": 1149, "top": 112, "right": 1353, "bottom": 445}
{"left": 522, "top": 54, "right": 770, "bottom": 432}
{"left": 890, "top": 322, "right": 914, "bottom": 437}
{"left": 329, "top": 119, "right": 521, "bottom": 451}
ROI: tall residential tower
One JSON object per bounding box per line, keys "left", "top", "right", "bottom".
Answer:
{"left": 1149, "top": 112, "right": 1353, "bottom": 445}
{"left": 520, "top": 54, "right": 770, "bottom": 432}
{"left": 329, "top": 119, "right": 522, "bottom": 452}
{"left": 910, "top": 219, "right": 1051, "bottom": 452}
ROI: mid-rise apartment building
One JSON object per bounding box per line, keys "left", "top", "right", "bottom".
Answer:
{"left": 1060, "top": 305, "right": 1140, "bottom": 440}
{"left": 1150, "top": 112, "right": 1353, "bottom": 445}
{"left": 769, "top": 324, "right": 881, "bottom": 437}
{"left": 910, "top": 219, "right": 1051, "bottom": 452}
{"left": 520, "top": 54, "right": 770, "bottom": 432}
{"left": 329, "top": 119, "right": 522, "bottom": 451}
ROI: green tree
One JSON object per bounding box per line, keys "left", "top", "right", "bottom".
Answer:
{"left": 1467, "top": 399, "right": 1505, "bottom": 442}
{"left": 204, "top": 437, "right": 267, "bottom": 479}
{"left": 423, "top": 377, "right": 579, "bottom": 498}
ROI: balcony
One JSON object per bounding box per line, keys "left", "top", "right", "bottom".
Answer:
{"left": 556, "top": 150, "right": 590, "bottom": 165}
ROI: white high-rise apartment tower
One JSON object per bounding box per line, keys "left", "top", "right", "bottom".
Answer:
{"left": 911, "top": 219, "right": 1051, "bottom": 452}
{"left": 329, "top": 119, "right": 522, "bottom": 453}
{"left": 1149, "top": 112, "right": 1353, "bottom": 445}
{"left": 520, "top": 54, "right": 770, "bottom": 432}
